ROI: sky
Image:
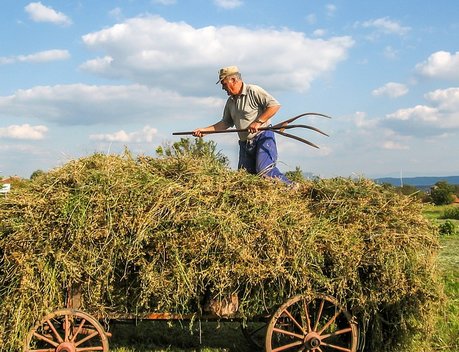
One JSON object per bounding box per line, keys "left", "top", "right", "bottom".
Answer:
{"left": 1, "top": 0, "right": 459, "bottom": 179}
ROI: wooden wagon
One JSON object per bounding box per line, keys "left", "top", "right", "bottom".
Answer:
{"left": 24, "top": 285, "right": 360, "bottom": 352}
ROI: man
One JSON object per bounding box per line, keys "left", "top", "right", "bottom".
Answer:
{"left": 193, "top": 66, "right": 292, "bottom": 185}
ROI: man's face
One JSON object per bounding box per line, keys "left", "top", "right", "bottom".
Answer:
{"left": 221, "top": 76, "right": 239, "bottom": 96}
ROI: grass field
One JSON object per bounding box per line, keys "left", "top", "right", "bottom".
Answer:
{"left": 107, "top": 204, "right": 459, "bottom": 352}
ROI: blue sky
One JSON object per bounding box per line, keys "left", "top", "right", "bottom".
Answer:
{"left": 1, "top": 0, "right": 459, "bottom": 179}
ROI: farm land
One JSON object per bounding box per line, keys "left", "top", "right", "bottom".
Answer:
{"left": 107, "top": 204, "right": 459, "bottom": 352}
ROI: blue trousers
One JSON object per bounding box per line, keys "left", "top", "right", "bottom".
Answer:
{"left": 238, "top": 130, "right": 291, "bottom": 184}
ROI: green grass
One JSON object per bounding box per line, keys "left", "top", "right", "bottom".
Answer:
{"left": 108, "top": 204, "right": 459, "bottom": 352}
{"left": 424, "top": 204, "right": 459, "bottom": 223}
{"left": 423, "top": 204, "right": 459, "bottom": 351}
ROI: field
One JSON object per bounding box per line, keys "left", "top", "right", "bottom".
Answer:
{"left": 107, "top": 204, "right": 459, "bottom": 352}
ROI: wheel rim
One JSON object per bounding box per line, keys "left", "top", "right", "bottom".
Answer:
{"left": 265, "top": 294, "right": 358, "bottom": 352}
{"left": 24, "top": 309, "right": 109, "bottom": 352}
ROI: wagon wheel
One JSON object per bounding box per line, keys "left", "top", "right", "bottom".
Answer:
{"left": 24, "top": 309, "right": 109, "bottom": 352}
{"left": 265, "top": 294, "right": 358, "bottom": 352}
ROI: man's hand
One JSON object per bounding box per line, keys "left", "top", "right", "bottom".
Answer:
{"left": 248, "top": 121, "right": 262, "bottom": 133}
{"left": 192, "top": 129, "right": 204, "bottom": 137}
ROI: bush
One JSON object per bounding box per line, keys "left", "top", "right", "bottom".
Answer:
{"left": 441, "top": 206, "right": 459, "bottom": 220}
{"left": 439, "top": 220, "right": 456, "bottom": 236}
{"left": 430, "top": 181, "right": 455, "bottom": 205}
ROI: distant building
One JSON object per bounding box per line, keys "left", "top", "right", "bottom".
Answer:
{"left": 0, "top": 183, "right": 11, "bottom": 194}
{"left": 1, "top": 176, "right": 21, "bottom": 195}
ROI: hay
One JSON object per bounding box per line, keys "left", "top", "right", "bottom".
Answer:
{"left": 0, "top": 151, "right": 441, "bottom": 351}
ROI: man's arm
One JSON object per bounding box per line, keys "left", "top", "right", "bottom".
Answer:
{"left": 192, "top": 120, "right": 231, "bottom": 137}
{"left": 248, "top": 105, "right": 281, "bottom": 133}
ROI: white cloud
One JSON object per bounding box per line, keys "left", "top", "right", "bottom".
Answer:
{"left": 25, "top": 2, "right": 72, "bottom": 26}
{"left": 0, "top": 124, "right": 48, "bottom": 140}
{"left": 109, "top": 7, "right": 123, "bottom": 20}
{"left": 80, "top": 15, "right": 354, "bottom": 93}
{"left": 381, "top": 87, "right": 459, "bottom": 136}
{"left": 305, "top": 14, "right": 316, "bottom": 25}
{"left": 0, "top": 50, "right": 70, "bottom": 65}
{"left": 383, "top": 46, "right": 398, "bottom": 60}
{"left": 372, "top": 82, "right": 408, "bottom": 98}
{"left": 151, "top": 0, "right": 176, "bottom": 5}
{"left": 326, "top": 4, "right": 337, "bottom": 17}
{"left": 353, "top": 111, "right": 377, "bottom": 128}
{"left": 359, "top": 17, "right": 410, "bottom": 36}
{"left": 312, "top": 29, "right": 327, "bottom": 37}
{"left": 425, "top": 87, "right": 459, "bottom": 112}
{"left": 415, "top": 51, "right": 459, "bottom": 80}
{"left": 382, "top": 140, "right": 409, "bottom": 150}
{"left": 214, "top": 0, "right": 243, "bottom": 9}
{"left": 90, "top": 126, "right": 158, "bottom": 143}
{"left": 387, "top": 105, "right": 438, "bottom": 122}
{"left": 0, "top": 84, "right": 223, "bottom": 126}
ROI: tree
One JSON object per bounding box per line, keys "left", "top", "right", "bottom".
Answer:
{"left": 285, "top": 166, "right": 305, "bottom": 183}
{"left": 30, "top": 169, "right": 45, "bottom": 180}
{"left": 156, "top": 137, "right": 229, "bottom": 166}
{"left": 430, "top": 181, "right": 455, "bottom": 205}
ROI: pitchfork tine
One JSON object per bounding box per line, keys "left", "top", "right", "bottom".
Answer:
{"left": 280, "top": 124, "right": 329, "bottom": 137}
{"left": 272, "top": 112, "right": 332, "bottom": 129}
{"left": 274, "top": 130, "right": 320, "bottom": 149}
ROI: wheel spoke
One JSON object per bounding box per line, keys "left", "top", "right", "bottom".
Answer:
{"left": 321, "top": 327, "right": 352, "bottom": 340}
{"left": 32, "top": 332, "right": 59, "bottom": 348}
{"left": 272, "top": 340, "right": 304, "bottom": 352}
{"left": 64, "top": 314, "right": 70, "bottom": 342}
{"left": 320, "top": 341, "right": 352, "bottom": 352}
{"left": 273, "top": 327, "right": 304, "bottom": 339}
{"left": 75, "top": 331, "right": 100, "bottom": 347}
{"left": 46, "top": 318, "right": 63, "bottom": 343}
{"left": 282, "top": 308, "right": 305, "bottom": 334}
{"left": 313, "top": 299, "right": 325, "bottom": 332}
{"left": 317, "top": 308, "right": 342, "bottom": 335}
{"left": 266, "top": 295, "right": 358, "bottom": 352}
{"left": 26, "top": 310, "right": 109, "bottom": 352}
{"left": 302, "top": 299, "right": 312, "bottom": 333}
{"left": 71, "top": 318, "right": 87, "bottom": 343}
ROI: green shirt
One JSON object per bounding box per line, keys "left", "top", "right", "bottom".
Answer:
{"left": 221, "top": 83, "right": 280, "bottom": 141}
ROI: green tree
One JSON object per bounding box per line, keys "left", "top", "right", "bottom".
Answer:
{"left": 396, "top": 184, "right": 427, "bottom": 201}
{"left": 30, "top": 169, "right": 45, "bottom": 180}
{"left": 430, "top": 181, "right": 455, "bottom": 205}
{"left": 285, "top": 166, "right": 305, "bottom": 183}
{"left": 439, "top": 220, "right": 456, "bottom": 236}
{"left": 156, "top": 137, "right": 229, "bottom": 166}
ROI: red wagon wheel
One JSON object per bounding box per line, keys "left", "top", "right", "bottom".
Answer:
{"left": 24, "top": 309, "right": 109, "bottom": 352}
{"left": 265, "top": 294, "right": 358, "bottom": 352}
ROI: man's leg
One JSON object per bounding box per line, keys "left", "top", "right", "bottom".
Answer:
{"left": 255, "top": 131, "right": 292, "bottom": 184}
{"left": 238, "top": 140, "right": 257, "bottom": 174}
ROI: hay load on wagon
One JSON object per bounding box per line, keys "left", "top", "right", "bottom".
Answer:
{"left": 0, "top": 150, "right": 441, "bottom": 352}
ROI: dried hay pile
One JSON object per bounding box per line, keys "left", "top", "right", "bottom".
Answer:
{"left": 0, "top": 151, "right": 441, "bottom": 351}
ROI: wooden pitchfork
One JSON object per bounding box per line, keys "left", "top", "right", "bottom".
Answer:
{"left": 172, "top": 112, "right": 331, "bottom": 149}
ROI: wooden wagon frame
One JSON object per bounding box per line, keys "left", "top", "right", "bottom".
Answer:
{"left": 24, "top": 284, "right": 361, "bottom": 352}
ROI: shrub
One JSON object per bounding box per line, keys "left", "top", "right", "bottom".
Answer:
{"left": 439, "top": 220, "right": 456, "bottom": 236}
{"left": 441, "top": 206, "right": 459, "bottom": 220}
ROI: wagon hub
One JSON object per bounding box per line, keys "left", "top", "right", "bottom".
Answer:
{"left": 56, "top": 341, "right": 76, "bottom": 352}
{"left": 304, "top": 331, "right": 321, "bottom": 349}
